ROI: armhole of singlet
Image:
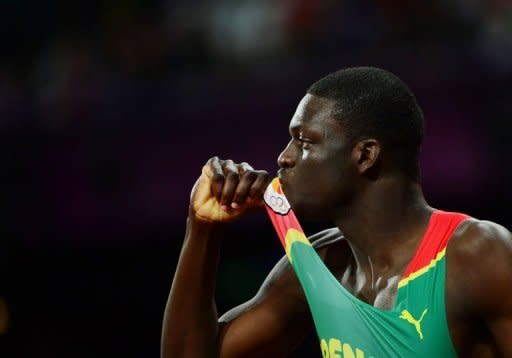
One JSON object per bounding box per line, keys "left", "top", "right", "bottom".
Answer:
{"left": 310, "top": 227, "right": 345, "bottom": 250}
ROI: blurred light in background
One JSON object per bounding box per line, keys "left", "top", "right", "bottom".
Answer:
{"left": 2, "top": 0, "right": 511, "bottom": 356}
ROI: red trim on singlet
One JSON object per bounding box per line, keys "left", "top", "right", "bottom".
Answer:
{"left": 265, "top": 205, "right": 303, "bottom": 248}
{"left": 401, "top": 210, "right": 470, "bottom": 279}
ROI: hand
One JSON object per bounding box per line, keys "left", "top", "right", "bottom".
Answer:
{"left": 189, "top": 157, "right": 271, "bottom": 223}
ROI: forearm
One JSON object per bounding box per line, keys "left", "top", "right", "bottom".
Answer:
{"left": 161, "top": 217, "right": 225, "bottom": 358}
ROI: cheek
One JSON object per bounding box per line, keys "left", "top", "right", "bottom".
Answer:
{"left": 299, "top": 163, "right": 345, "bottom": 199}
{"left": 310, "top": 157, "right": 351, "bottom": 199}
{"left": 291, "top": 147, "right": 352, "bottom": 216}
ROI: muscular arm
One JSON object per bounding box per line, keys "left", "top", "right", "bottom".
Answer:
{"left": 162, "top": 215, "right": 342, "bottom": 357}
{"left": 161, "top": 219, "right": 312, "bottom": 358}
{"left": 161, "top": 218, "right": 225, "bottom": 357}
{"left": 447, "top": 220, "right": 512, "bottom": 356}
{"left": 161, "top": 156, "right": 273, "bottom": 357}
{"left": 163, "top": 224, "right": 314, "bottom": 358}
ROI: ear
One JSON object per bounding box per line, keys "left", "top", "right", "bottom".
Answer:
{"left": 351, "top": 139, "right": 381, "bottom": 175}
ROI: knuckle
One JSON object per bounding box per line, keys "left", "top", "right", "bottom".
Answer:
{"left": 240, "top": 162, "right": 253, "bottom": 170}
{"left": 258, "top": 170, "right": 270, "bottom": 180}
{"left": 243, "top": 170, "right": 257, "bottom": 180}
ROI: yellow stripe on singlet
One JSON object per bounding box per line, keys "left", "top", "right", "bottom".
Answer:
{"left": 398, "top": 248, "right": 446, "bottom": 288}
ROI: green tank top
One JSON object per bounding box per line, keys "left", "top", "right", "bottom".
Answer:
{"left": 264, "top": 183, "right": 469, "bottom": 357}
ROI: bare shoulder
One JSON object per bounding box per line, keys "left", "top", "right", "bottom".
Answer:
{"left": 447, "top": 218, "right": 512, "bottom": 313}
{"left": 448, "top": 219, "right": 511, "bottom": 270}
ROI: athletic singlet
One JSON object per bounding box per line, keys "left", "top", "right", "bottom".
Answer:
{"left": 286, "top": 210, "right": 469, "bottom": 357}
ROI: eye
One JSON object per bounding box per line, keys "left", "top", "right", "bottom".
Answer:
{"left": 298, "top": 137, "right": 312, "bottom": 149}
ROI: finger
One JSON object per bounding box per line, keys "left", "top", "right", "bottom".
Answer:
{"left": 248, "top": 170, "right": 271, "bottom": 200}
{"left": 220, "top": 159, "right": 239, "bottom": 207}
{"left": 207, "top": 156, "right": 225, "bottom": 200}
{"left": 238, "top": 162, "right": 254, "bottom": 174}
{"left": 231, "top": 165, "right": 258, "bottom": 208}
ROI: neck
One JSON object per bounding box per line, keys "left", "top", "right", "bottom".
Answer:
{"left": 333, "top": 176, "right": 433, "bottom": 280}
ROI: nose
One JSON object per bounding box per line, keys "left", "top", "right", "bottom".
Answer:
{"left": 277, "top": 140, "right": 295, "bottom": 169}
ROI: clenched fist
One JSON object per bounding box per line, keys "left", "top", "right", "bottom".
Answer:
{"left": 190, "top": 157, "right": 271, "bottom": 223}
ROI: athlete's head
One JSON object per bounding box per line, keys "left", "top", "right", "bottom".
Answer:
{"left": 308, "top": 67, "right": 424, "bottom": 180}
{"left": 277, "top": 67, "right": 424, "bottom": 219}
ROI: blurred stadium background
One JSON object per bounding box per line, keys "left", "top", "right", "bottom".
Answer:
{"left": 2, "top": 0, "right": 511, "bottom": 356}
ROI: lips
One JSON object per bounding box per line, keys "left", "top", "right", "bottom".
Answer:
{"left": 276, "top": 170, "right": 291, "bottom": 197}
{"left": 277, "top": 169, "right": 287, "bottom": 183}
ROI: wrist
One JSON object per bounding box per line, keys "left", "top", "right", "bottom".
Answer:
{"left": 186, "top": 215, "right": 227, "bottom": 235}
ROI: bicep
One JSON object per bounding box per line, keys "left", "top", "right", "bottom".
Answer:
{"left": 482, "top": 224, "right": 512, "bottom": 355}
{"left": 451, "top": 221, "right": 512, "bottom": 355}
{"left": 217, "top": 256, "right": 313, "bottom": 357}
{"left": 486, "top": 312, "right": 512, "bottom": 356}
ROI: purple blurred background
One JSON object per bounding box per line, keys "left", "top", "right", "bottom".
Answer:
{"left": 2, "top": 0, "right": 511, "bottom": 356}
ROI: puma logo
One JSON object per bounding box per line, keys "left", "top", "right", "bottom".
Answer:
{"left": 399, "top": 308, "right": 428, "bottom": 340}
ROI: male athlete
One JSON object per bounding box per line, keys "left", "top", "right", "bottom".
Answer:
{"left": 162, "top": 67, "right": 512, "bottom": 357}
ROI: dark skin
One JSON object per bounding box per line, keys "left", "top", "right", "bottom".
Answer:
{"left": 161, "top": 94, "right": 512, "bottom": 357}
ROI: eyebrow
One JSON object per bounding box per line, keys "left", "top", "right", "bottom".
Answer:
{"left": 289, "top": 117, "right": 314, "bottom": 129}
{"left": 289, "top": 122, "right": 307, "bottom": 134}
